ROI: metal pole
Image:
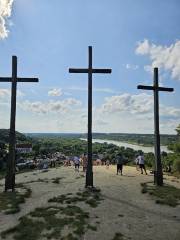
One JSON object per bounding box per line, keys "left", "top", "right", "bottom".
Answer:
{"left": 86, "top": 46, "right": 93, "bottom": 187}
{"left": 154, "top": 68, "right": 163, "bottom": 186}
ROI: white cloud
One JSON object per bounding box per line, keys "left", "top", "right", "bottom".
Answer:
{"left": 1, "top": 88, "right": 179, "bottom": 133}
{"left": 18, "top": 98, "right": 82, "bottom": 114}
{"left": 0, "top": 88, "right": 24, "bottom": 99}
{"left": 160, "top": 105, "right": 180, "bottom": 118}
{"left": 0, "top": 0, "right": 14, "bottom": 39}
{"left": 92, "top": 92, "right": 180, "bottom": 133}
{"left": 48, "top": 88, "right": 63, "bottom": 97}
{"left": 68, "top": 86, "right": 117, "bottom": 94}
{"left": 100, "top": 93, "right": 153, "bottom": 115}
{"left": 17, "top": 90, "right": 25, "bottom": 97}
{"left": 136, "top": 39, "right": 180, "bottom": 80}
{"left": 136, "top": 39, "right": 151, "bottom": 55}
{"left": 94, "top": 88, "right": 117, "bottom": 94}
{"left": 160, "top": 119, "right": 180, "bottom": 131}
{"left": 0, "top": 88, "right": 10, "bottom": 98}
{"left": 94, "top": 119, "right": 108, "bottom": 126}
{"left": 104, "top": 93, "right": 180, "bottom": 118}
{"left": 125, "top": 64, "right": 139, "bottom": 70}
{"left": 68, "top": 86, "right": 87, "bottom": 92}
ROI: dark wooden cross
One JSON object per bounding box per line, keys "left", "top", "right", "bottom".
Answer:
{"left": 137, "top": 67, "right": 174, "bottom": 186}
{"left": 69, "top": 46, "right": 111, "bottom": 188}
{"left": 0, "top": 56, "right": 39, "bottom": 191}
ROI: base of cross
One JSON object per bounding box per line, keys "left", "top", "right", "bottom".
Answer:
{"left": 154, "top": 171, "right": 163, "bottom": 186}
{"left": 85, "top": 185, "right": 101, "bottom": 193}
{"left": 85, "top": 170, "right": 93, "bottom": 188}
{"left": 5, "top": 173, "right": 15, "bottom": 192}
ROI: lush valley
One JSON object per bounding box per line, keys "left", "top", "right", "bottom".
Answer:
{"left": 0, "top": 129, "right": 180, "bottom": 175}
{"left": 26, "top": 132, "right": 177, "bottom": 147}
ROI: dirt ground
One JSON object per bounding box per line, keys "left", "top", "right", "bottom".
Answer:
{"left": 0, "top": 165, "right": 180, "bottom": 240}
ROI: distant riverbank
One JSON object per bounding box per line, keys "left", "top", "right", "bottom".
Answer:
{"left": 80, "top": 138, "right": 171, "bottom": 153}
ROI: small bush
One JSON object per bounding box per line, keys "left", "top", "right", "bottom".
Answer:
{"left": 173, "top": 159, "right": 180, "bottom": 173}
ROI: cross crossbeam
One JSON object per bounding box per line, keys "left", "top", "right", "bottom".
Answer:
{"left": 137, "top": 67, "right": 174, "bottom": 186}
{"left": 69, "top": 46, "right": 111, "bottom": 188}
{"left": 69, "top": 68, "right": 112, "bottom": 74}
{"left": 137, "top": 85, "right": 174, "bottom": 92}
{"left": 0, "top": 56, "right": 39, "bottom": 191}
{"left": 0, "top": 77, "right": 38, "bottom": 82}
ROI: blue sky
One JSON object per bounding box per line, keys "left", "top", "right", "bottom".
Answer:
{"left": 0, "top": 0, "right": 180, "bottom": 133}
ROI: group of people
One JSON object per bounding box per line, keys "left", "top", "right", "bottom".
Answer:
{"left": 71, "top": 153, "right": 147, "bottom": 176}
{"left": 116, "top": 152, "right": 147, "bottom": 175}
{"left": 73, "top": 154, "right": 88, "bottom": 172}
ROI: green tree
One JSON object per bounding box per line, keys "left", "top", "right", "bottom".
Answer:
{"left": 176, "top": 124, "right": 180, "bottom": 136}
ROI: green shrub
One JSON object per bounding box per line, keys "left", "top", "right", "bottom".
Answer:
{"left": 173, "top": 158, "right": 180, "bottom": 173}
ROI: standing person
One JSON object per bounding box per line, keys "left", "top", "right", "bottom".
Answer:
{"left": 116, "top": 153, "right": 124, "bottom": 175}
{"left": 137, "top": 153, "right": 147, "bottom": 175}
{"left": 74, "top": 156, "right": 80, "bottom": 172}
{"left": 135, "top": 155, "right": 139, "bottom": 171}
{"left": 82, "top": 154, "right": 87, "bottom": 173}
{"left": 81, "top": 154, "right": 87, "bottom": 177}
{"left": 106, "top": 159, "right": 110, "bottom": 169}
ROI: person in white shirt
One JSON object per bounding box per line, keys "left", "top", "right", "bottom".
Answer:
{"left": 137, "top": 153, "right": 147, "bottom": 175}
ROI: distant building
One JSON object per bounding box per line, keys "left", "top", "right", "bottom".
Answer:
{"left": 16, "top": 144, "right": 32, "bottom": 153}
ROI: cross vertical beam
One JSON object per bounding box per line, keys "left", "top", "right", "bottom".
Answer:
{"left": 87, "top": 47, "right": 93, "bottom": 187}
{"left": 0, "top": 56, "right": 39, "bottom": 191}
{"left": 154, "top": 68, "right": 162, "bottom": 186}
{"left": 5, "top": 56, "right": 17, "bottom": 191}
{"left": 137, "top": 67, "right": 174, "bottom": 186}
{"left": 69, "top": 46, "right": 111, "bottom": 188}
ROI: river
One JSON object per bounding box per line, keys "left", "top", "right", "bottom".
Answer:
{"left": 80, "top": 138, "right": 171, "bottom": 153}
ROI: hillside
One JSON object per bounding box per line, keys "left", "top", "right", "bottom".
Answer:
{"left": 0, "top": 129, "right": 31, "bottom": 144}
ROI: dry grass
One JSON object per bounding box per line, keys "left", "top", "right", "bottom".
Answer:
{"left": 0, "top": 184, "right": 32, "bottom": 214}
{"left": 141, "top": 182, "right": 180, "bottom": 207}
{"left": 1, "top": 189, "right": 102, "bottom": 240}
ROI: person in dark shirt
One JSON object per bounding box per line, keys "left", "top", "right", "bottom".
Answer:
{"left": 116, "top": 153, "right": 124, "bottom": 175}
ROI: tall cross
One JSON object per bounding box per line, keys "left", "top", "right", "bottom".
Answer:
{"left": 69, "top": 46, "right": 111, "bottom": 188}
{"left": 0, "top": 56, "right": 39, "bottom": 191}
{"left": 137, "top": 68, "right": 174, "bottom": 186}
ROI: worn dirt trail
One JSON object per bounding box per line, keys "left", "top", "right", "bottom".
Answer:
{"left": 0, "top": 166, "right": 180, "bottom": 240}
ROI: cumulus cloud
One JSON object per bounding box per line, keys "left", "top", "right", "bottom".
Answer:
{"left": 136, "top": 39, "right": 180, "bottom": 80}
{"left": 101, "top": 93, "right": 153, "bottom": 115}
{"left": 100, "top": 93, "right": 180, "bottom": 120}
{"left": 92, "top": 92, "right": 180, "bottom": 133}
{"left": 0, "top": 0, "right": 14, "bottom": 39}
{"left": 48, "top": 88, "right": 63, "bottom": 97}
{"left": 18, "top": 98, "right": 82, "bottom": 114}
